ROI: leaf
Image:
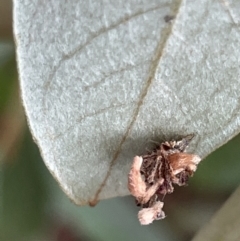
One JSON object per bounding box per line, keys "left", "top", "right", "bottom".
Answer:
{"left": 191, "top": 185, "right": 240, "bottom": 241}
{"left": 0, "top": 42, "right": 16, "bottom": 112}
{"left": 13, "top": 0, "right": 240, "bottom": 205}
{"left": 1, "top": 131, "right": 48, "bottom": 241}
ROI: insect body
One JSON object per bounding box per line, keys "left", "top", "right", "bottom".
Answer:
{"left": 128, "top": 135, "right": 201, "bottom": 225}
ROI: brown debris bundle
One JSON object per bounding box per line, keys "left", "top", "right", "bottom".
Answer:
{"left": 128, "top": 135, "right": 201, "bottom": 225}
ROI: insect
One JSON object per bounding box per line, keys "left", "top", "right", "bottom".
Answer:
{"left": 128, "top": 134, "right": 201, "bottom": 225}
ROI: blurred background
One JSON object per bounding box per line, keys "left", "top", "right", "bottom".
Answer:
{"left": 1, "top": 2, "right": 240, "bottom": 241}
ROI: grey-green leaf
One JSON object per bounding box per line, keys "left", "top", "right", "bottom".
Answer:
{"left": 14, "top": 0, "right": 240, "bottom": 205}
{"left": 191, "top": 186, "right": 240, "bottom": 241}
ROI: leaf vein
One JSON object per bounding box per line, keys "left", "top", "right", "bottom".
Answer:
{"left": 49, "top": 101, "right": 136, "bottom": 141}
{"left": 89, "top": 0, "right": 185, "bottom": 205}
{"left": 42, "top": 4, "right": 169, "bottom": 111}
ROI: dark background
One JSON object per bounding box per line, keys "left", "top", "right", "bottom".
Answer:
{"left": 1, "top": 2, "right": 240, "bottom": 240}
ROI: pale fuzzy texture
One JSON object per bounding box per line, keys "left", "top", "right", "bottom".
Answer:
{"left": 128, "top": 156, "right": 164, "bottom": 204}
{"left": 14, "top": 0, "right": 240, "bottom": 204}
{"left": 128, "top": 156, "right": 146, "bottom": 198}
{"left": 168, "top": 153, "right": 201, "bottom": 174}
{"left": 128, "top": 156, "right": 147, "bottom": 198}
{"left": 138, "top": 201, "right": 165, "bottom": 225}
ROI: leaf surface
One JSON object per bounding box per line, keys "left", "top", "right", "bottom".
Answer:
{"left": 14, "top": 0, "right": 240, "bottom": 204}
{"left": 192, "top": 185, "right": 240, "bottom": 241}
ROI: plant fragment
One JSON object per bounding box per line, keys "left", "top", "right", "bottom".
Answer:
{"left": 128, "top": 134, "right": 201, "bottom": 225}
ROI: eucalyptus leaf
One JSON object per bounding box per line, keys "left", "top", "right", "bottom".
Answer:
{"left": 191, "top": 185, "right": 240, "bottom": 241}
{"left": 14, "top": 0, "right": 240, "bottom": 205}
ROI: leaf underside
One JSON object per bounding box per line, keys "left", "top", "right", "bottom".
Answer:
{"left": 14, "top": 0, "right": 240, "bottom": 205}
